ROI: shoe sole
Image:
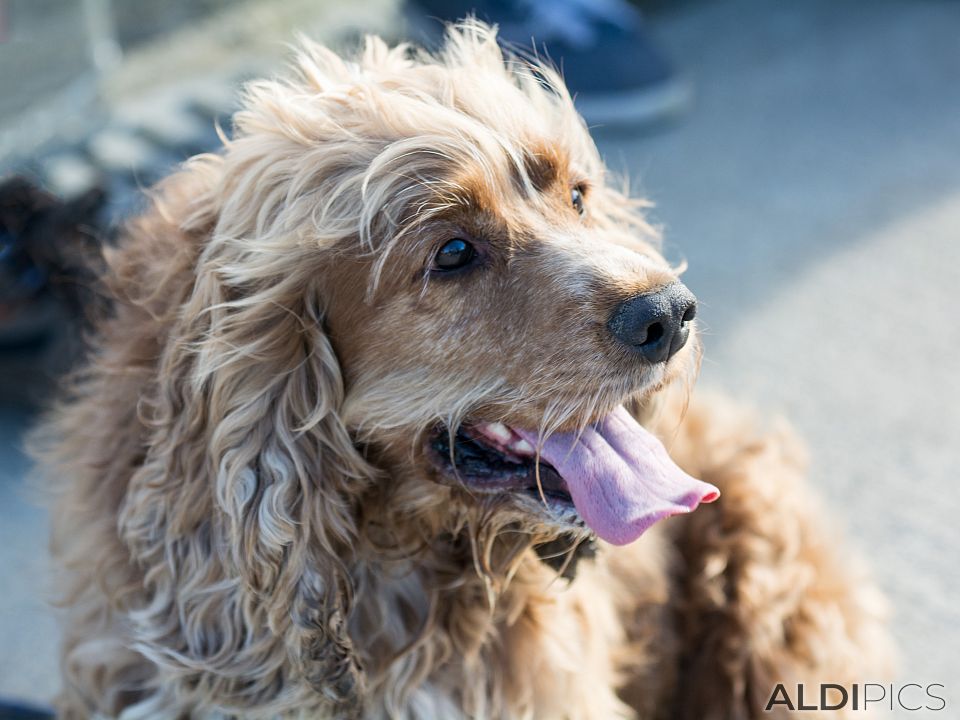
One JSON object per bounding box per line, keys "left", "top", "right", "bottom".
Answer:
{"left": 574, "top": 75, "right": 693, "bottom": 129}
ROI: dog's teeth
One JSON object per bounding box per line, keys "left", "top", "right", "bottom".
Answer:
{"left": 512, "top": 438, "right": 535, "bottom": 455}
{"left": 483, "top": 422, "right": 512, "bottom": 443}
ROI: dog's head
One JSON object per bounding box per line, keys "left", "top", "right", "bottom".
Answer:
{"left": 299, "top": 26, "right": 717, "bottom": 550}
{"left": 116, "top": 22, "right": 715, "bottom": 713}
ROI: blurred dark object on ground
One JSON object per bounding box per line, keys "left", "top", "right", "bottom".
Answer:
{"left": 0, "top": 177, "right": 108, "bottom": 322}
{"left": 406, "top": 0, "right": 691, "bottom": 127}
{"left": 0, "top": 176, "right": 109, "bottom": 407}
{"left": 0, "top": 700, "right": 54, "bottom": 720}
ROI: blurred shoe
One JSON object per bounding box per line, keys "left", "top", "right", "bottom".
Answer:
{"left": 0, "top": 179, "right": 56, "bottom": 347}
{"left": 0, "top": 701, "right": 54, "bottom": 720}
{"left": 407, "top": 0, "right": 691, "bottom": 127}
{"left": 0, "top": 176, "right": 107, "bottom": 348}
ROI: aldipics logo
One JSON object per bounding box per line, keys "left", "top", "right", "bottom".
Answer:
{"left": 765, "top": 684, "right": 947, "bottom": 713}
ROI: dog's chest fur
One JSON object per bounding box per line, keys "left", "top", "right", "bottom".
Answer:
{"left": 351, "top": 530, "right": 676, "bottom": 719}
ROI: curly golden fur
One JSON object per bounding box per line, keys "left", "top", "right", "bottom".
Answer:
{"left": 34, "top": 22, "right": 892, "bottom": 719}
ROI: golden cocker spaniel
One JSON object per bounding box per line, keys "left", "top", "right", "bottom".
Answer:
{"left": 35, "top": 21, "right": 892, "bottom": 720}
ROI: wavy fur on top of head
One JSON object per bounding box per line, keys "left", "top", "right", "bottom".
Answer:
{"left": 35, "top": 19, "right": 892, "bottom": 720}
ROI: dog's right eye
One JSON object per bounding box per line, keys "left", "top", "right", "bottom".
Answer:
{"left": 434, "top": 238, "right": 476, "bottom": 271}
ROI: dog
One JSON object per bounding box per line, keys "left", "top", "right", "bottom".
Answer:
{"left": 34, "top": 22, "right": 892, "bottom": 719}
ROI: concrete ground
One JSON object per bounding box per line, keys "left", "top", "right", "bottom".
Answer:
{"left": 2, "top": 0, "right": 958, "bottom": 710}
{"left": 601, "top": 0, "right": 960, "bottom": 696}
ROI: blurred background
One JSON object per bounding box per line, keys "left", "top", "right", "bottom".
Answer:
{"left": 1, "top": 0, "right": 958, "bottom": 712}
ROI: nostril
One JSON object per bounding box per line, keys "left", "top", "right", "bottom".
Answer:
{"left": 639, "top": 322, "right": 664, "bottom": 347}
{"left": 681, "top": 303, "right": 697, "bottom": 323}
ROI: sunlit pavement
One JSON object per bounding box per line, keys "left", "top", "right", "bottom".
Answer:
{"left": 604, "top": 0, "right": 960, "bottom": 691}
{"left": 2, "top": 0, "right": 959, "bottom": 706}
{"left": 0, "top": 405, "right": 54, "bottom": 704}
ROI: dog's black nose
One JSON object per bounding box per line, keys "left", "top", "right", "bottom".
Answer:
{"left": 608, "top": 282, "right": 697, "bottom": 363}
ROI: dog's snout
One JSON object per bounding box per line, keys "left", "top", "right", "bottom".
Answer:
{"left": 607, "top": 282, "right": 697, "bottom": 363}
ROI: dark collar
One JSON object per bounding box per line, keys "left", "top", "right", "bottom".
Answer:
{"left": 534, "top": 537, "right": 598, "bottom": 580}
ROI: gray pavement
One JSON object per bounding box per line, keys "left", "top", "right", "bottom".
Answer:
{"left": 600, "top": 0, "right": 960, "bottom": 697}
{"left": 0, "top": 405, "right": 56, "bottom": 705}
{"left": 2, "top": 0, "right": 959, "bottom": 710}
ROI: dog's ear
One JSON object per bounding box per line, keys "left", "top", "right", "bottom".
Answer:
{"left": 116, "top": 160, "right": 373, "bottom": 715}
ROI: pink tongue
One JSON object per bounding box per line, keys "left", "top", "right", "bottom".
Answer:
{"left": 516, "top": 406, "right": 719, "bottom": 546}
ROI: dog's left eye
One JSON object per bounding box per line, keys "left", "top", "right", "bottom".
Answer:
{"left": 434, "top": 238, "right": 476, "bottom": 271}
{"left": 571, "top": 186, "right": 585, "bottom": 215}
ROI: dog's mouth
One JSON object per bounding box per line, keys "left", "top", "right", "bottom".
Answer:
{"left": 427, "top": 406, "right": 721, "bottom": 545}
{"left": 429, "top": 422, "right": 576, "bottom": 510}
